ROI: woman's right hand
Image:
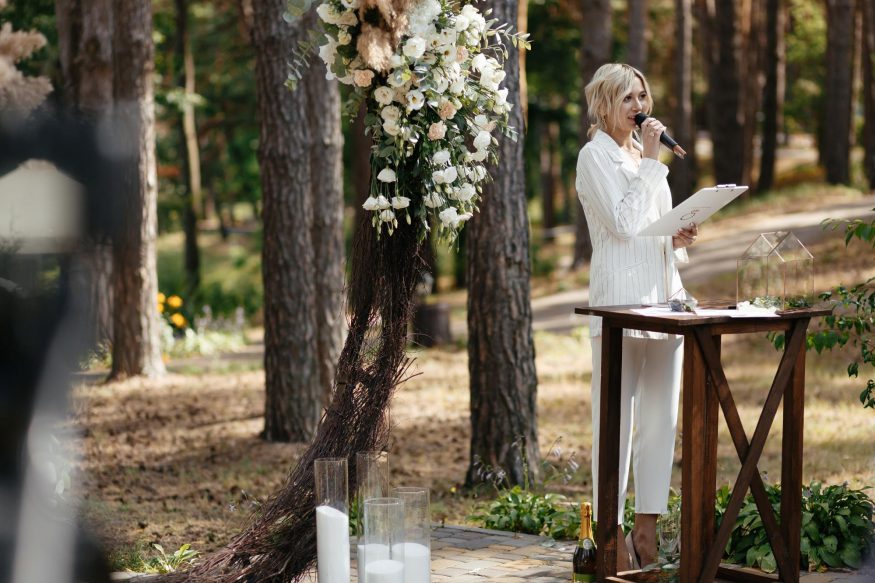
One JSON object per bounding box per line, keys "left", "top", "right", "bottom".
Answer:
{"left": 639, "top": 116, "right": 666, "bottom": 160}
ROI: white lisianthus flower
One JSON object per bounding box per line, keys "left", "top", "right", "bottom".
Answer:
{"left": 377, "top": 168, "right": 397, "bottom": 183}
{"left": 406, "top": 89, "right": 425, "bottom": 111}
{"left": 461, "top": 4, "right": 486, "bottom": 34}
{"left": 456, "top": 183, "right": 476, "bottom": 202}
{"left": 432, "top": 74, "right": 449, "bottom": 94}
{"left": 424, "top": 192, "right": 444, "bottom": 208}
{"left": 362, "top": 196, "right": 380, "bottom": 211}
{"left": 381, "top": 105, "right": 401, "bottom": 121}
{"left": 449, "top": 78, "right": 465, "bottom": 95}
{"left": 379, "top": 209, "right": 396, "bottom": 222}
{"left": 432, "top": 150, "right": 451, "bottom": 165}
{"left": 440, "top": 207, "right": 473, "bottom": 228}
{"left": 318, "top": 39, "right": 338, "bottom": 67}
{"left": 473, "top": 130, "right": 492, "bottom": 151}
{"left": 472, "top": 165, "right": 488, "bottom": 181}
{"left": 391, "top": 196, "right": 410, "bottom": 209}
{"left": 470, "top": 148, "right": 488, "bottom": 162}
{"left": 337, "top": 29, "right": 352, "bottom": 45}
{"left": 403, "top": 37, "right": 427, "bottom": 60}
{"left": 442, "top": 166, "right": 458, "bottom": 183}
{"left": 389, "top": 54, "right": 405, "bottom": 68}
{"left": 353, "top": 69, "right": 374, "bottom": 87}
{"left": 428, "top": 121, "right": 447, "bottom": 140}
{"left": 374, "top": 86, "right": 394, "bottom": 105}
{"left": 473, "top": 114, "right": 496, "bottom": 132}
{"left": 316, "top": 3, "right": 337, "bottom": 24}
{"left": 471, "top": 53, "right": 488, "bottom": 72}
{"left": 375, "top": 195, "right": 391, "bottom": 209}
{"left": 340, "top": 0, "right": 359, "bottom": 9}
{"left": 432, "top": 169, "right": 447, "bottom": 184}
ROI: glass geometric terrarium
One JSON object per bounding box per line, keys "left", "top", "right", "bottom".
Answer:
{"left": 736, "top": 231, "right": 814, "bottom": 310}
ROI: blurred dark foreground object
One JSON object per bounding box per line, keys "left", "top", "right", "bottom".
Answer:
{"left": 0, "top": 108, "right": 117, "bottom": 583}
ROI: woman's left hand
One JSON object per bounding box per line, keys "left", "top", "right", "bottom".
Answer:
{"left": 673, "top": 224, "right": 698, "bottom": 249}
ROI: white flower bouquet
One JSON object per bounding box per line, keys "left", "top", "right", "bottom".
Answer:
{"left": 289, "top": 0, "right": 529, "bottom": 242}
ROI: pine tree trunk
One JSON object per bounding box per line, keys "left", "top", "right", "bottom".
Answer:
{"left": 573, "top": 0, "right": 611, "bottom": 268}
{"left": 670, "top": 0, "right": 697, "bottom": 203}
{"left": 466, "top": 0, "right": 539, "bottom": 488}
{"left": 539, "top": 121, "right": 556, "bottom": 239}
{"left": 110, "top": 0, "right": 165, "bottom": 380}
{"left": 740, "top": 0, "right": 764, "bottom": 190}
{"left": 708, "top": 0, "right": 746, "bottom": 185}
{"left": 758, "top": 0, "right": 786, "bottom": 193}
{"left": 304, "top": 9, "right": 344, "bottom": 407}
{"left": 56, "top": 0, "right": 115, "bottom": 347}
{"left": 254, "top": 0, "right": 322, "bottom": 442}
{"left": 175, "top": 0, "right": 201, "bottom": 294}
{"left": 863, "top": 0, "right": 875, "bottom": 189}
{"left": 627, "top": 0, "right": 648, "bottom": 70}
{"left": 823, "top": 0, "right": 856, "bottom": 185}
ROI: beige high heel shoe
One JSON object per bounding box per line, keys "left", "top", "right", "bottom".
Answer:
{"left": 624, "top": 532, "right": 641, "bottom": 570}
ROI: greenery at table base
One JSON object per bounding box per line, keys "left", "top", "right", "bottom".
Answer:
{"left": 472, "top": 480, "right": 873, "bottom": 572}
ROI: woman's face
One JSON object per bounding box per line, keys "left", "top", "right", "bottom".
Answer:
{"left": 610, "top": 76, "right": 647, "bottom": 134}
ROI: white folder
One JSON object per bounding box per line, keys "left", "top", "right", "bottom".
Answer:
{"left": 638, "top": 184, "right": 748, "bottom": 236}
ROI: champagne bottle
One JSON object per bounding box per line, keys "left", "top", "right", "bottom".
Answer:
{"left": 572, "top": 502, "right": 597, "bottom": 582}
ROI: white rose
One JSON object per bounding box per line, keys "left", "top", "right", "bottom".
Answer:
{"left": 433, "top": 150, "right": 451, "bottom": 165}
{"left": 406, "top": 89, "right": 425, "bottom": 111}
{"left": 403, "top": 37, "right": 427, "bottom": 60}
{"left": 381, "top": 105, "right": 401, "bottom": 121}
{"left": 382, "top": 119, "right": 400, "bottom": 137}
{"left": 473, "top": 130, "right": 492, "bottom": 151}
{"left": 374, "top": 86, "right": 394, "bottom": 105}
{"left": 377, "top": 168, "right": 397, "bottom": 183}
{"left": 353, "top": 69, "right": 374, "bottom": 87}
{"left": 362, "top": 196, "right": 380, "bottom": 211}
{"left": 391, "top": 196, "right": 410, "bottom": 209}
{"left": 379, "top": 209, "right": 396, "bottom": 222}
{"left": 318, "top": 39, "right": 338, "bottom": 66}
{"left": 337, "top": 29, "right": 352, "bottom": 45}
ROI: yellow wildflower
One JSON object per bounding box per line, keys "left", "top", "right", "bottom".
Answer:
{"left": 157, "top": 292, "right": 166, "bottom": 304}
{"left": 170, "top": 313, "right": 186, "bottom": 328}
{"left": 158, "top": 303, "right": 165, "bottom": 314}
{"left": 167, "top": 295, "right": 183, "bottom": 308}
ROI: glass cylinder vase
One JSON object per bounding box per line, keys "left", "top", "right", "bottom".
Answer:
{"left": 314, "top": 457, "right": 350, "bottom": 583}
{"left": 356, "top": 451, "right": 390, "bottom": 578}
{"left": 362, "top": 497, "right": 405, "bottom": 583}
{"left": 392, "top": 487, "right": 431, "bottom": 583}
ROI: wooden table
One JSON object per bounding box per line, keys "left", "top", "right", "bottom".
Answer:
{"left": 574, "top": 305, "right": 830, "bottom": 583}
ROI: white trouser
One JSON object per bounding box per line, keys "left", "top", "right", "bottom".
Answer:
{"left": 590, "top": 335, "right": 683, "bottom": 524}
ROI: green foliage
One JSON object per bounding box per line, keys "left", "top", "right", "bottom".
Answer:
{"left": 471, "top": 485, "right": 580, "bottom": 539}
{"left": 142, "top": 543, "right": 200, "bottom": 574}
{"left": 810, "top": 211, "right": 875, "bottom": 408}
{"left": 716, "top": 481, "right": 874, "bottom": 572}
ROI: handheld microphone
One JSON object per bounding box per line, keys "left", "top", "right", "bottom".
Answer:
{"left": 634, "top": 113, "right": 686, "bottom": 159}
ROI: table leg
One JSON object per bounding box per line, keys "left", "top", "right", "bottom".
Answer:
{"left": 596, "top": 323, "right": 623, "bottom": 581}
{"left": 680, "top": 331, "right": 715, "bottom": 583}
{"left": 781, "top": 319, "right": 808, "bottom": 583}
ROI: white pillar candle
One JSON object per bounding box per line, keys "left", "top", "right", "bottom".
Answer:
{"left": 358, "top": 543, "right": 390, "bottom": 581}
{"left": 316, "top": 505, "right": 350, "bottom": 583}
{"left": 392, "top": 542, "right": 430, "bottom": 583}
{"left": 364, "top": 559, "right": 404, "bottom": 583}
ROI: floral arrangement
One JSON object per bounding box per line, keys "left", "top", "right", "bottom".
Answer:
{"left": 290, "top": 0, "right": 529, "bottom": 242}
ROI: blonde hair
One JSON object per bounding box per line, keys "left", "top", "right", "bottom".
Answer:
{"left": 584, "top": 63, "right": 653, "bottom": 139}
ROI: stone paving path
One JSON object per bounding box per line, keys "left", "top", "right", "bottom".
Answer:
{"left": 289, "top": 524, "right": 874, "bottom": 583}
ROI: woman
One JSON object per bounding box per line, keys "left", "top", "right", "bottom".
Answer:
{"left": 575, "top": 63, "right": 698, "bottom": 570}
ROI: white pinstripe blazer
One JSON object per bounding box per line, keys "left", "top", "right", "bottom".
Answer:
{"left": 575, "top": 130, "right": 688, "bottom": 339}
